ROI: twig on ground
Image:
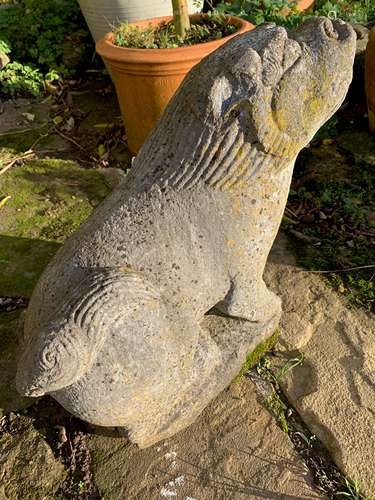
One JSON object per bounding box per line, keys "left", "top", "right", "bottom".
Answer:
{"left": 0, "top": 151, "right": 35, "bottom": 175}
{"left": 0, "top": 195, "right": 11, "bottom": 209}
{"left": 289, "top": 229, "right": 321, "bottom": 243}
{"left": 0, "top": 129, "right": 51, "bottom": 175}
{"left": 0, "top": 124, "right": 48, "bottom": 137}
{"left": 285, "top": 206, "right": 300, "bottom": 219}
{"left": 53, "top": 126, "right": 94, "bottom": 158}
{"left": 298, "top": 264, "right": 375, "bottom": 274}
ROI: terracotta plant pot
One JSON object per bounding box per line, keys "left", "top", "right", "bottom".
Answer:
{"left": 295, "top": 0, "right": 315, "bottom": 10}
{"left": 96, "top": 15, "right": 253, "bottom": 154}
{"left": 365, "top": 26, "right": 375, "bottom": 133}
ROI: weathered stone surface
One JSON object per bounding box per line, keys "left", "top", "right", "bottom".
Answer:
{"left": 89, "top": 378, "right": 323, "bottom": 499}
{"left": 265, "top": 235, "right": 375, "bottom": 496}
{"left": 0, "top": 416, "right": 66, "bottom": 499}
{"left": 0, "top": 99, "right": 49, "bottom": 135}
{"left": 352, "top": 23, "right": 369, "bottom": 55}
{"left": 16, "top": 18, "right": 356, "bottom": 447}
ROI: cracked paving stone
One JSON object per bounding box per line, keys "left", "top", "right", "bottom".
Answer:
{"left": 265, "top": 234, "right": 375, "bottom": 496}
{"left": 88, "top": 377, "right": 324, "bottom": 499}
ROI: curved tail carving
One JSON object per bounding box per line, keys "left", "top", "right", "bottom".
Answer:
{"left": 16, "top": 268, "right": 165, "bottom": 397}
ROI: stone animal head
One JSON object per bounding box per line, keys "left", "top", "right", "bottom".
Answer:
{"left": 137, "top": 17, "right": 356, "bottom": 189}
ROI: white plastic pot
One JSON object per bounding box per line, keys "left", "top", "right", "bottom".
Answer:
{"left": 78, "top": 0, "right": 204, "bottom": 43}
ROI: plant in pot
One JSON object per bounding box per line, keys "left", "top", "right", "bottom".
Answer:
{"left": 78, "top": 0, "right": 204, "bottom": 45}
{"left": 96, "top": 0, "right": 253, "bottom": 154}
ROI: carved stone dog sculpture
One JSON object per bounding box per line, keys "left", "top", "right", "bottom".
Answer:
{"left": 17, "top": 18, "right": 356, "bottom": 447}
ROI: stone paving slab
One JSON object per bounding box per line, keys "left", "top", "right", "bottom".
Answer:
{"left": 0, "top": 416, "right": 66, "bottom": 499}
{"left": 88, "top": 377, "right": 323, "bottom": 500}
{"left": 265, "top": 235, "right": 375, "bottom": 496}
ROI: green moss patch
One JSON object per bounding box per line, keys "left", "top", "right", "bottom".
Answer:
{"left": 0, "top": 159, "right": 112, "bottom": 297}
{"left": 233, "top": 329, "right": 280, "bottom": 383}
{"left": 0, "top": 235, "right": 60, "bottom": 297}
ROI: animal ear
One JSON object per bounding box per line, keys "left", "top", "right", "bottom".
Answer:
{"left": 232, "top": 47, "right": 262, "bottom": 80}
{"left": 259, "top": 26, "right": 288, "bottom": 87}
{"left": 209, "top": 76, "right": 233, "bottom": 119}
{"left": 282, "top": 38, "right": 302, "bottom": 72}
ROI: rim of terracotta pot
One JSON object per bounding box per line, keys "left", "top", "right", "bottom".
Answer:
{"left": 96, "top": 14, "right": 254, "bottom": 74}
{"left": 296, "top": 0, "right": 315, "bottom": 11}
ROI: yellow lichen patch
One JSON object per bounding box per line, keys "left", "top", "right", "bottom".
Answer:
{"left": 227, "top": 239, "right": 236, "bottom": 247}
{"left": 120, "top": 266, "right": 133, "bottom": 273}
{"left": 274, "top": 109, "right": 288, "bottom": 131}
{"left": 235, "top": 246, "right": 245, "bottom": 258}
{"left": 309, "top": 99, "right": 321, "bottom": 114}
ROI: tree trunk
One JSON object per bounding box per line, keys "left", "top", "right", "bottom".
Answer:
{"left": 172, "top": 0, "right": 190, "bottom": 39}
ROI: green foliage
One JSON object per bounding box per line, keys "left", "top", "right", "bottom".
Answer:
{"left": 313, "top": 0, "right": 375, "bottom": 23}
{"left": 0, "top": 0, "right": 92, "bottom": 97}
{"left": 0, "top": 0, "right": 91, "bottom": 74}
{"left": 216, "top": 0, "right": 375, "bottom": 27}
{"left": 337, "top": 477, "right": 375, "bottom": 500}
{"left": 285, "top": 125, "right": 375, "bottom": 311}
{"left": 0, "top": 38, "right": 11, "bottom": 54}
{"left": 114, "top": 11, "right": 237, "bottom": 49}
{"left": 215, "top": 0, "right": 302, "bottom": 27}
{"left": 0, "top": 61, "right": 43, "bottom": 96}
{"left": 255, "top": 354, "right": 305, "bottom": 433}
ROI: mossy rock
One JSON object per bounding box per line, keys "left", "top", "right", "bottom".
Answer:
{"left": 0, "top": 159, "right": 112, "bottom": 297}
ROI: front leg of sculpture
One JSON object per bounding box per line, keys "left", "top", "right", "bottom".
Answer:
{"left": 217, "top": 276, "right": 281, "bottom": 322}
{"left": 16, "top": 18, "right": 356, "bottom": 448}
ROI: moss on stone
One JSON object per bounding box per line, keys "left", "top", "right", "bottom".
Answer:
{"left": 0, "top": 159, "right": 112, "bottom": 297}
{"left": 232, "top": 329, "right": 280, "bottom": 383}
{"left": 0, "top": 124, "right": 49, "bottom": 156}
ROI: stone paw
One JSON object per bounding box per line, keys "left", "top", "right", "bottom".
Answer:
{"left": 217, "top": 282, "right": 281, "bottom": 323}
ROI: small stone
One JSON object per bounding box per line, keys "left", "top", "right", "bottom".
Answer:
{"left": 64, "top": 116, "right": 75, "bottom": 131}
{"left": 0, "top": 50, "right": 10, "bottom": 70}
{"left": 302, "top": 213, "right": 315, "bottom": 223}
{"left": 21, "top": 112, "right": 35, "bottom": 122}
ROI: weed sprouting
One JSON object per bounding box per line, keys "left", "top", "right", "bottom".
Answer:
{"left": 251, "top": 354, "right": 372, "bottom": 499}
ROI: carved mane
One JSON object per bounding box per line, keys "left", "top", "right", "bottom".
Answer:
{"left": 132, "top": 25, "right": 303, "bottom": 192}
